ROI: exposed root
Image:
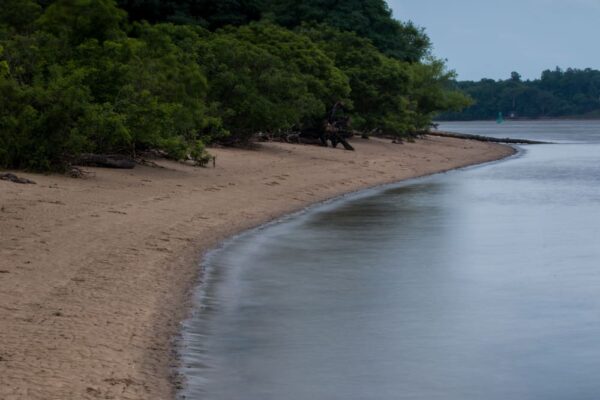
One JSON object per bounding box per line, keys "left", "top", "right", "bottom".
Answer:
{"left": 136, "top": 158, "right": 166, "bottom": 169}
{"left": 66, "top": 167, "right": 94, "bottom": 179}
{"left": 0, "top": 173, "right": 36, "bottom": 184}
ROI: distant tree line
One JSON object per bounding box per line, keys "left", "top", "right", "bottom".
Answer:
{"left": 438, "top": 68, "right": 600, "bottom": 120}
{"left": 0, "top": 0, "right": 469, "bottom": 171}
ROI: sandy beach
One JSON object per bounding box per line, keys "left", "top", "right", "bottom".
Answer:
{"left": 0, "top": 136, "right": 514, "bottom": 400}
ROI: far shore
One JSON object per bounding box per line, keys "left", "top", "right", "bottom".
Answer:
{"left": 0, "top": 136, "right": 515, "bottom": 400}
{"left": 436, "top": 117, "right": 600, "bottom": 122}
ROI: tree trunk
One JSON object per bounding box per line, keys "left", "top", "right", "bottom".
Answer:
{"left": 75, "top": 154, "right": 136, "bottom": 169}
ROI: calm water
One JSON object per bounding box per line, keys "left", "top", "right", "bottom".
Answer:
{"left": 180, "top": 121, "right": 600, "bottom": 400}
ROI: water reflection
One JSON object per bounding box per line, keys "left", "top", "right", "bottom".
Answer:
{"left": 180, "top": 121, "right": 600, "bottom": 400}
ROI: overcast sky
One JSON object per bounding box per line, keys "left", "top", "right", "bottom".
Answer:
{"left": 388, "top": 0, "right": 600, "bottom": 81}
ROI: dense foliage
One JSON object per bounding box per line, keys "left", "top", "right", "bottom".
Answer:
{"left": 116, "top": 0, "right": 262, "bottom": 29}
{"left": 302, "top": 25, "right": 468, "bottom": 135}
{"left": 439, "top": 69, "right": 600, "bottom": 120}
{"left": 263, "top": 0, "right": 430, "bottom": 63}
{"left": 0, "top": 0, "right": 469, "bottom": 171}
{"left": 115, "top": 0, "right": 430, "bottom": 62}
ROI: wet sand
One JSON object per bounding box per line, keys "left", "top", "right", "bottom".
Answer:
{"left": 0, "top": 136, "right": 514, "bottom": 400}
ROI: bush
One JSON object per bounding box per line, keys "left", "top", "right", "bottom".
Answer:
{"left": 0, "top": 0, "right": 471, "bottom": 171}
{"left": 190, "top": 140, "right": 212, "bottom": 166}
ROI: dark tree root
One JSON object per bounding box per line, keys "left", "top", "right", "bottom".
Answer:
{"left": 0, "top": 173, "right": 36, "bottom": 184}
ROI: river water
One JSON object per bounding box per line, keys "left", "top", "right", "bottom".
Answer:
{"left": 179, "top": 121, "right": 600, "bottom": 400}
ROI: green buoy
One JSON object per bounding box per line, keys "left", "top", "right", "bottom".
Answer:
{"left": 496, "top": 112, "right": 504, "bottom": 124}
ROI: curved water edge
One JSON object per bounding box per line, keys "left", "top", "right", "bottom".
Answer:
{"left": 189, "top": 144, "right": 521, "bottom": 285}
{"left": 179, "top": 144, "right": 522, "bottom": 323}
{"left": 174, "top": 144, "right": 520, "bottom": 397}
{"left": 186, "top": 144, "right": 523, "bottom": 269}
{"left": 176, "top": 120, "right": 600, "bottom": 400}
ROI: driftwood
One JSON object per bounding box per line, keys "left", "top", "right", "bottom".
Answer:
{"left": 66, "top": 166, "right": 95, "bottom": 179}
{"left": 429, "top": 131, "right": 551, "bottom": 144}
{"left": 0, "top": 173, "right": 36, "bottom": 184}
{"left": 135, "top": 158, "right": 165, "bottom": 169}
{"left": 334, "top": 134, "right": 355, "bottom": 151}
{"left": 298, "top": 102, "right": 355, "bottom": 151}
{"left": 75, "top": 154, "right": 136, "bottom": 169}
{"left": 252, "top": 103, "right": 356, "bottom": 150}
{"left": 298, "top": 128, "right": 354, "bottom": 150}
{"left": 325, "top": 102, "right": 354, "bottom": 150}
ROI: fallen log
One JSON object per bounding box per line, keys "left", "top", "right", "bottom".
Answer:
{"left": 0, "top": 173, "right": 36, "bottom": 184}
{"left": 429, "top": 131, "right": 551, "bottom": 144}
{"left": 75, "top": 154, "right": 136, "bottom": 169}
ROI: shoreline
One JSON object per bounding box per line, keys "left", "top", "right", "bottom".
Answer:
{"left": 176, "top": 141, "right": 522, "bottom": 395}
{"left": 429, "top": 131, "right": 550, "bottom": 144}
{"left": 0, "top": 136, "right": 515, "bottom": 400}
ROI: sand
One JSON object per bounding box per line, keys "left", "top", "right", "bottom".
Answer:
{"left": 0, "top": 136, "right": 514, "bottom": 400}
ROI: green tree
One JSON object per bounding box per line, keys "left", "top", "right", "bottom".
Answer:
{"left": 1, "top": 2, "right": 217, "bottom": 169}
{"left": 408, "top": 59, "right": 472, "bottom": 128}
{"left": 197, "top": 22, "right": 350, "bottom": 141}
{"left": 440, "top": 68, "right": 600, "bottom": 120}
{"left": 117, "top": 0, "right": 263, "bottom": 28}
{"left": 117, "top": 0, "right": 431, "bottom": 62}
{"left": 265, "top": 0, "right": 430, "bottom": 62}
{"left": 37, "top": 0, "right": 127, "bottom": 45}
{"left": 0, "top": 0, "right": 473, "bottom": 171}
{"left": 0, "top": 0, "right": 42, "bottom": 34}
{"left": 303, "top": 25, "right": 467, "bottom": 135}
